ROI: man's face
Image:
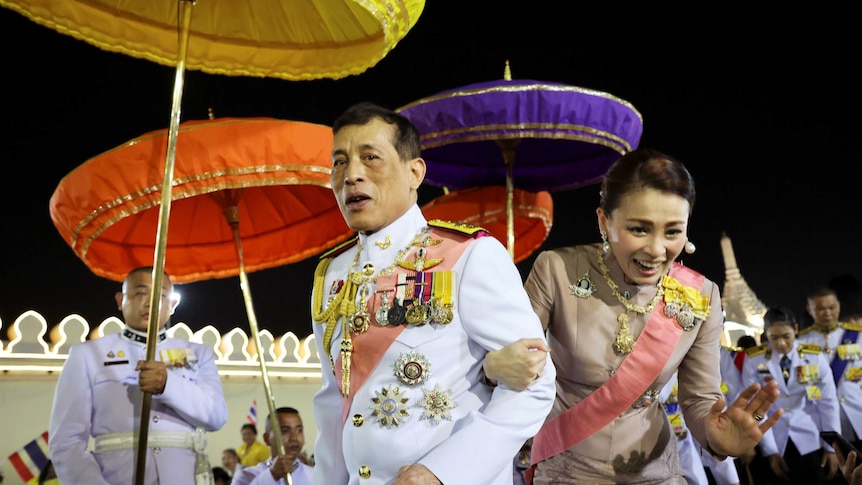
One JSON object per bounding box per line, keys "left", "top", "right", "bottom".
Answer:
{"left": 807, "top": 294, "right": 840, "bottom": 328}
{"left": 330, "top": 118, "right": 425, "bottom": 235}
{"left": 265, "top": 412, "right": 305, "bottom": 459}
{"left": 115, "top": 269, "right": 177, "bottom": 332}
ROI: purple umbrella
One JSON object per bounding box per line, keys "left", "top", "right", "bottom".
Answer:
{"left": 397, "top": 67, "right": 643, "bottom": 256}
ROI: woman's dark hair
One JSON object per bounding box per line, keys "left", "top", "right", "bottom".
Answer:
{"left": 599, "top": 148, "right": 696, "bottom": 214}
{"left": 763, "top": 306, "right": 798, "bottom": 330}
{"left": 241, "top": 423, "right": 257, "bottom": 435}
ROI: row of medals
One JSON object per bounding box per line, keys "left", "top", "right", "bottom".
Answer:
{"left": 350, "top": 285, "right": 454, "bottom": 334}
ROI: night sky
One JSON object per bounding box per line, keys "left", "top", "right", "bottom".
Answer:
{"left": 2, "top": 4, "right": 861, "bottom": 339}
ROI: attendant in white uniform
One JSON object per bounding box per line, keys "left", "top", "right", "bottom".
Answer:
{"left": 231, "top": 407, "right": 313, "bottom": 485}
{"left": 48, "top": 266, "right": 228, "bottom": 485}
{"left": 310, "top": 102, "right": 555, "bottom": 485}
{"left": 742, "top": 306, "right": 841, "bottom": 484}
{"left": 798, "top": 287, "right": 862, "bottom": 454}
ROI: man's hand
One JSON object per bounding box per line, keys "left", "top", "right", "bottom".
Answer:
{"left": 483, "top": 338, "right": 548, "bottom": 391}
{"left": 269, "top": 455, "right": 295, "bottom": 481}
{"left": 136, "top": 360, "right": 167, "bottom": 394}
{"left": 393, "top": 464, "right": 441, "bottom": 484}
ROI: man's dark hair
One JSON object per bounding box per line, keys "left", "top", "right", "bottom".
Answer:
{"left": 332, "top": 101, "right": 422, "bottom": 161}
{"left": 241, "top": 423, "right": 257, "bottom": 435}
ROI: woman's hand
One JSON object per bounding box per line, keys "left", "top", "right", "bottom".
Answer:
{"left": 705, "top": 379, "right": 782, "bottom": 457}
{"left": 483, "top": 338, "right": 548, "bottom": 391}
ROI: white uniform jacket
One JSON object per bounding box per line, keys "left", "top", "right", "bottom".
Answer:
{"left": 741, "top": 344, "right": 840, "bottom": 457}
{"left": 797, "top": 322, "right": 862, "bottom": 440}
{"left": 310, "top": 205, "right": 556, "bottom": 485}
{"left": 49, "top": 328, "right": 228, "bottom": 485}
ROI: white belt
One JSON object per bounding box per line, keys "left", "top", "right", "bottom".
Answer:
{"left": 94, "top": 429, "right": 206, "bottom": 453}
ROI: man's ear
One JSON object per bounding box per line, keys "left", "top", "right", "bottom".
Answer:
{"left": 408, "top": 157, "right": 426, "bottom": 190}
{"left": 115, "top": 291, "right": 124, "bottom": 310}
{"left": 263, "top": 430, "right": 271, "bottom": 446}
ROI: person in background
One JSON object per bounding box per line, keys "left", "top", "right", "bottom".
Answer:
{"left": 742, "top": 306, "right": 841, "bottom": 484}
{"left": 798, "top": 287, "right": 862, "bottom": 454}
{"left": 485, "top": 148, "right": 781, "bottom": 483}
{"left": 238, "top": 424, "right": 270, "bottom": 468}
{"left": 212, "top": 466, "right": 231, "bottom": 485}
{"left": 222, "top": 448, "right": 243, "bottom": 477}
{"left": 231, "top": 407, "right": 312, "bottom": 485}
{"left": 48, "top": 266, "right": 228, "bottom": 485}
{"left": 660, "top": 372, "right": 710, "bottom": 485}
{"left": 310, "top": 101, "right": 555, "bottom": 484}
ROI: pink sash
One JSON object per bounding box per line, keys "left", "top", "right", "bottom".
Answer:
{"left": 529, "top": 263, "right": 705, "bottom": 471}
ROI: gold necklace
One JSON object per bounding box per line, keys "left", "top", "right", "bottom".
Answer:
{"left": 597, "top": 248, "right": 664, "bottom": 354}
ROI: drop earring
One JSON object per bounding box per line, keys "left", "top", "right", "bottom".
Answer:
{"left": 684, "top": 240, "right": 696, "bottom": 254}
{"left": 601, "top": 232, "right": 610, "bottom": 253}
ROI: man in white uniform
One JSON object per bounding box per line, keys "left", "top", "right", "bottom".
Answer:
{"left": 310, "top": 102, "right": 556, "bottom": 484}
{"left": 49, "top": 266, "right": 228, "bottom": 484}
{"left": 232, "top": 407, "right": 313, "bottom": 485}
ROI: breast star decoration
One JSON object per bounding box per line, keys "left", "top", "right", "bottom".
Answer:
{"left": 418, "top": 383, "right": 457, "bottom": 425}
{"left": 370, "top": 385, "right": 410, "bottom": 428}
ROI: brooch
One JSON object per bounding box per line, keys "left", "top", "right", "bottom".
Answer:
{"left": 569, "top": 271, "right": 596, "bottom": 298}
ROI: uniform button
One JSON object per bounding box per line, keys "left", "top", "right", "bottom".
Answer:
{"left": 153, "top": 416, "right": 160, "bottom": 423}
{"left": 359, "top": 466, "right": 371, "bottom": 479}
{"left": 352, "top": 414, "right": 364, "bottom": 427}
{"left": 153, "top": 446, "right": 161, "bottom": 454}
{"left": 841, "top": 397, "right": 846, "bottom": 403}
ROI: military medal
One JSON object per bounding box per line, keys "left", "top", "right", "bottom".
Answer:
{"left": 370, "top": 385, "right": 410, "bottom": 428}
{"left": 350, "top": 282, "right": 371, "bottom": 334}
{"left": 418, "top": 383, "right": 457, "bottom": 425}
{"left": 406, "top": 272, "right": 431, "bottom": 325}
{"left": 395, "top": 351, "right": 431, "bottom": 386}
{"left": 388, "top": 302, "right": 407, "bottom": 325}
{"left": 375, "top": 291, "right": 391, "bottom": 326}
{"left": 569, "top": 271, "right": 596, "bottom": 298}
{"left": 838, "top": 343, "right": 861, "bottom": 361}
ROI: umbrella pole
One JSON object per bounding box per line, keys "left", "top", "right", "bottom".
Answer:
{"left": 223, "top": 205, "right": 292, "bottom": 484}
{"left": 498, "top": 140, "right": 520, "bottom": 260}
{"left": 135, "top": 2, "right": 194, "bottom": 484}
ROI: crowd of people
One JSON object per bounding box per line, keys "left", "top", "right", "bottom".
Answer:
{"left": 38, "top": 101, "right": 862, "bottom": 485}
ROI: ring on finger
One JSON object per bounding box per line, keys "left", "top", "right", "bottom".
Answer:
{"left": 752, "top": 412, "right": 764, "bottom": 422}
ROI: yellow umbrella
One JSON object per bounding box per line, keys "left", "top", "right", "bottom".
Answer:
{"left": 0, "top": 0, "right": 424, "bottom": 80}
{"left": 2, "top": 1, "right": 424, "bottom": 482}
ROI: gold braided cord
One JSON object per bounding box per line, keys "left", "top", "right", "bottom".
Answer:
{"left": 597, "top": 248, "right": 663, "bottom": 315}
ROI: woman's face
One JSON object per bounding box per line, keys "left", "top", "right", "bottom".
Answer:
{"left": 598, "top": 187, "right": 690, "bottom": 286}
{"left": 765, "top": 322, "right": 797, "bottom": 355}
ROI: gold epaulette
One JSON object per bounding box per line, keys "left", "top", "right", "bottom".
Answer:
{"left": 428, "top": 219, "right": 488, "bottom": 238}
{"left": 797, "top": 325, "right": 816, "bottom": 336}
{"left": 318, "top": 235, "right": 358, "bottom": 260}
{"left": 723, "top": 345, "right": 741, "bottom": 353}
{"left": 797, "top": 343, "right": 823, "bottom": 355}
{"left": 746, "top": 345, "right": 769, "bottom": 357}
{"left": 841, "top": 322, "right": 862, "bottom": 332}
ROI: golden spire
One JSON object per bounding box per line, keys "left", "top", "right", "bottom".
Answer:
{"left": 503, "top": 60, "right": 512, "bottom": 81}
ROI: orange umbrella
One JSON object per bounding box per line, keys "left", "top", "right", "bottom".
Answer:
{"left": 421, "top": 186, "right": 553, "bottom": 263}
{"left": 49, "top": 117, "right": 349, "bottom": 484}
{"left": 50, "top": 117, "right": 350, "bottom": 283}
{"left": 12, "top": 1, "right": 422, "bottom": 476}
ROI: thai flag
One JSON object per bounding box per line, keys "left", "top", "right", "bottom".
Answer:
{"left": 7, "top": 431, "right": 49, "bottom": 483}
{"left": 247, "top": 400, "right": 257, "bottom": 426}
